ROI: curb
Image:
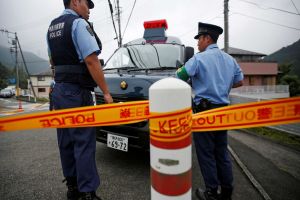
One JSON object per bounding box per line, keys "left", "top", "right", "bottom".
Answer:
{"left": 228, "top": 145, "right": 272, "bottom": 200}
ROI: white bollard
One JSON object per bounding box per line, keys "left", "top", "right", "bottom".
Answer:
{"left": 149, "top": 77, "right": 192, "bottom": 200}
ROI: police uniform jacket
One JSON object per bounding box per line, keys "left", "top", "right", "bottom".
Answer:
{"left": 184, "top": 44, "right": 243, "bottom": 105}
{"left": 47, "top": 9, "right": 101, "bottom": 89}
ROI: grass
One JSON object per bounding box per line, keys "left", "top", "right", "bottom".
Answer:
{"left": 243, "top": 127, "right": 300, "bottom": 152}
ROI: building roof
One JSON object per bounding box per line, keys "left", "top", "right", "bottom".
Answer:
{"left": 224, "top": 47, "right": 266, "bottom": 57}
{"left": 239, "top": 62, "right": 278, "bottom": 75}
{"left": 31, "top": 68, "right": 53, "bottom": 76}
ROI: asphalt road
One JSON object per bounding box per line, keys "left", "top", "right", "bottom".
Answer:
{"left": 0, "top": 128, "right": 265, "bottom": 200}
{"left": 229, "top": 131, "right": 300, "bottom": 200}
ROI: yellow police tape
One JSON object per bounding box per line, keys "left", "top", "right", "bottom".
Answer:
{"left": 192, "top": 97, "right": 300, "bottom": 131}
{"left": 0, "top": 97, "right": 299, "bottom": 132}
{"left": 0, "top": 101, "right": 149, "bottom": 132}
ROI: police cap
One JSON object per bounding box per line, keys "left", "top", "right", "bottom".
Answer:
{"left": 63, "top": 0, "right": 95, "bottom": 9}
{"left": 194, "top": 22, "right": 223, "bottom": 41}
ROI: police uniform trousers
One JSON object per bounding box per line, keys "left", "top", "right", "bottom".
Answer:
{"left": 193, "top": 104, "right": 233, "bottom": 191}
{"left": 52, "top": 82, "right": 100, "bottom": 192}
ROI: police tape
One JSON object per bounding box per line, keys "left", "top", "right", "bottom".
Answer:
{"left": 0, "top": 97, "right": 299, "bottom": 132}
{"left": 0, "top": 101, "right": 149, "bottom": 132}
{"left": 192, "top": 97, "right": 300, "bottom": 131}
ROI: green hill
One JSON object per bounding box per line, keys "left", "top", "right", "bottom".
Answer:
{"left": 0, "top": 45, "right": 49, "bottom": 75}
{"left": 264, "top": 39, "right": 300, "bottom": 78}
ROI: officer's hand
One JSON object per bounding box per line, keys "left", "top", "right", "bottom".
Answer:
{"left": 103, "top": 93, "right": 113, "bottom": 104}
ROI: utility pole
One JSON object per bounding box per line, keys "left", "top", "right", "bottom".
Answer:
{"left": 16, "top": 34, "right": 37, "bottom": 99}
{"left": 107, "top": 0, "right": 119, "bottom": 46}
{"left": 13, "top": 33, "right": 19, "bottom": 97}
{"left": 3, "top": 30, "right": 19, "bottom": 96}
{"left": 224, "top": 0, "right": 229, "bottom": 53}
{"left": 0, "top": 29, "right": 36, "bottom": 99}
{"left": 116, "top": 0, "right": 122, "bottom": 47}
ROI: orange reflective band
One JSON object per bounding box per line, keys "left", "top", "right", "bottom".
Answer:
{"left": 0, "top": 101, "right": 149, "bottom": 132}
{"left": 192, "top": 97, "right": 300, "bottom": 131}
{"left": 150, "top": 108, "right": 192, "bottom": 142}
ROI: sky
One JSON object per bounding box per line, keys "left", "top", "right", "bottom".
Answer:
{"left": 0, "top": 0, "right": 299, "bottom": 63}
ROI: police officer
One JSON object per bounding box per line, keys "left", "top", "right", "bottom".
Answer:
{"left": 47, "top": 0, "right": 113, "bottom": 199}
{"left": 176, "top": 22, "right": 244, "bottom": 200}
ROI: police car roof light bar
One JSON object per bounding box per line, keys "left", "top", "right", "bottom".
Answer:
{"left": 143, "top": 19, "right": 168, "bottom": 30}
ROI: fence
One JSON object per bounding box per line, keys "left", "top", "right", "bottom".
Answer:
{"left": 230, "top": 85, "right": 290, "bottom": 100}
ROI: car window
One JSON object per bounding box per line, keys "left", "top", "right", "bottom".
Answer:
{"left": 104, "top": 44, "right": 182, "bottom": 70}
{"left": 107, "top": 48, "right": 134, "bottom": 69}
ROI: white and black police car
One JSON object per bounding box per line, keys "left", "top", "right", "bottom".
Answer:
{"left": 94, "top": 19, "right": 194, "bottom": 151}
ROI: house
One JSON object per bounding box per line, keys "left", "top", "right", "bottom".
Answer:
{"left": 227, "top": 47, "right": 278, "bottom": 86}
{"left": 227, "top": 47, "right": 289, "bottom": 99}
{"left": 28, "top": 69, "right": 53, "bottom": 98}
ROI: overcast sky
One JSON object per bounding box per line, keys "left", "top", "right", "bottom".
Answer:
{"left": 0, "top": 0, "right": 299, "bottom": 62}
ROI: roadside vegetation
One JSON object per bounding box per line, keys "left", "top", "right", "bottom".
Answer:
{"left": 0, "top": 62, "right": 28, "bottom": 89}
{"left": 244, "top": 127, "right": 300, "bottom": 152}
{"left": 277, "top": 63, "right": 300, "bottom": 97}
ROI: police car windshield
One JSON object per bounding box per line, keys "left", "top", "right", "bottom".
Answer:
{"left": 104, "top": 43, "right": 182, "bottom": 70}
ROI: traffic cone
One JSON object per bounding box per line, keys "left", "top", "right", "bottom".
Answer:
{"left": 18, "top": 99, "right": 24, "bottom": 112}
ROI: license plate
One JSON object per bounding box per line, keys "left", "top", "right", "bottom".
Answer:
{"left": 107, "top": 134, "right": 128, "bottom": 152}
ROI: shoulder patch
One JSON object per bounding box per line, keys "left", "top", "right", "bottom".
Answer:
{"left": 86, "top": 25, "right": 94, "bottom": 36}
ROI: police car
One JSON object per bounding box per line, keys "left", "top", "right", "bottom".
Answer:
{"left": 94, "top": 19, "right": 194, "bottom": 151}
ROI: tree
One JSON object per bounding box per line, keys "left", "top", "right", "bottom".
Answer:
{"left": 277, "top": 63, "right": 292, "bottom": 84}
{"left": 280, "top": 75, "right": 300, "bottom": 97}
{"left": 277, "top": 63, "right": 300, "bottom": 96}
{"left": 0, "top": 62, "right": 10, "bottom": 89}
{"left": 0, "top": 62, "right": 29, "bottom": 89}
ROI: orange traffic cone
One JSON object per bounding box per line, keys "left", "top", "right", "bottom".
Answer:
{"left": 18, "top": 99, "right": 24, "bottom": 112}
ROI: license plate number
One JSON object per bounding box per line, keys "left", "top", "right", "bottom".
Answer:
{"left": 107, "top": 134, "right": 128, "bottom": 152}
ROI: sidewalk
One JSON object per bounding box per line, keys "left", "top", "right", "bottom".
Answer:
{"left": 0, "top": 98, "right": 48, "bottom": 116}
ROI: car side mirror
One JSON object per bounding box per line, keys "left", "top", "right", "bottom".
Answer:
{"left": 99, "top": 59, "right": 105, "bottom": 67}
{"left": 184, "top": 46, "right": 194, "bottom": 63}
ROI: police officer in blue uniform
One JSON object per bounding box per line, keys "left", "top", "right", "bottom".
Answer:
{"left": 47, "top": 0, "right": 113, "bottom": 199}
{"left": 176, "top": 22, "right": 244, "bottom": 200}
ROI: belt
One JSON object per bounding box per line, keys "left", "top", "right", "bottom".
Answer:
{"left": 55, "top": 65, "right": 88, "bottom": 74}
{"left": 193, "top": 98, "right": 228, "bottom": 113}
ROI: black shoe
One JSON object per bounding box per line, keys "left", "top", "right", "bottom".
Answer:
{"left": 195, "top": 188, "right": 219, "bottom": 200}
{"left": 220, "top": 187, "right": 232, "bottom": 200}
{"left": 63, "top": 177, "right": 80, "bottom": 200}
{"left": 79, "top": 192, "right": 102, "bottom": 200}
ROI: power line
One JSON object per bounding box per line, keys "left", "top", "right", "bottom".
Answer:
{"left": 290, "top": 0, "right": 300, "bottom": 15}
{"left": 122, "top": 0, "right": 137, "bottom": 39}
{"left": 178, "top": 13, "right": 224, "bottom": 38}
{"left": 232, "top": 12, "right": 300, "bottom": 31}
{"left": 235, "top": 0, "right": 300, "bottom": 16}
